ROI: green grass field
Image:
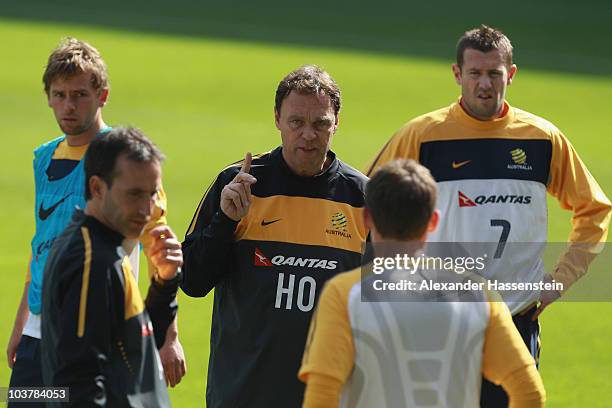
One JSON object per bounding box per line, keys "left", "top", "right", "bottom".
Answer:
{"left": 1, "top": 2, "right": 611, "bottom": 406}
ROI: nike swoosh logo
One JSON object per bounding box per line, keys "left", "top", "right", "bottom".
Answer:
{"left": 39, "top": 194, "right": 71, "bottom": 221}
{"left": 261, "top": 219, "right": 281, "bottom": 226}
{"left": 452, "top": 160, "right": 472, "bottom": 169}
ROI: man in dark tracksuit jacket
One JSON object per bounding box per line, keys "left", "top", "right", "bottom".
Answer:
{"left": 181, "top": 66, "right": 368, "bottom": 407}
{"left": 41, "top": 127, "right": 183, "bottom": 407}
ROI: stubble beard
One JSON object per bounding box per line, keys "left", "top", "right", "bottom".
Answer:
{"left": 58, "top": 115, "right": 96, "bottom": 137}
{"left": 466, "top": 97, "right": 502, "bottom": 120}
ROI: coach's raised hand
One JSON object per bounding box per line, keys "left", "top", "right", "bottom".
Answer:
{"left": 221, "top": 152, "right": 257, "bottom": 221}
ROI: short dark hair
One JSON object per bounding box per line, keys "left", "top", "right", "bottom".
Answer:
{"left": 84, "top": 127, "right": 165, "bottom": 200}
{"left": 366, "top": 159, "right": 437, "bottom": 240}
{"left": 456, "top": 25, "right": 513, "bottom": 68}
{"left": 275, "top": 65, "right": 341, "bottom": 115}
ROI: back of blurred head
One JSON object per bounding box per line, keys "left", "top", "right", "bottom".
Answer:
{"left": 365, "top": 159, "right": 438, "bottom": 243}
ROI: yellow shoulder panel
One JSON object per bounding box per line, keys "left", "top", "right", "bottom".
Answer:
{"left": 299, "top": 269, "right": 361, "bottom": 383}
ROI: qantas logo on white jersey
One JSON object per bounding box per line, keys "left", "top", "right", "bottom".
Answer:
{"left": 253, "top": 248, "right": 338, "bottom": 270}
{"left": 458, "top": 191, "right": 532, "bottom": 207}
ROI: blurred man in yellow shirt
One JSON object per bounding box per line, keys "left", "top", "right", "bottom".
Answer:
{"left": 299, "top": 159, "right": 545, "bottom": 408}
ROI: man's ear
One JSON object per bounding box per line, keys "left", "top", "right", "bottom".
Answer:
{"left": 507, "top": 64, "right": 518, "bottom": 85}
{"left": 274, "top": 108, "right": 281, "bottom": 130}
{"left": 99, "top": 88, "right": 109, "bottom": 107}
{"left": 451, "top": 64, "right": 462, "bottom": 85}
{"left": 427, "top": 210, "right": 440, "bottom": 233}
{"left": 89, "top": 175, "right": 107, "bottom": 199}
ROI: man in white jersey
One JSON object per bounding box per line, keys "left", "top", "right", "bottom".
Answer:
{"left": 299, "top": 159, "right": 545, "bottom": 407}
{"left": 366, "top": 25, "right": 611, "bottom": 406}
{"left": 6, "top": 39, "right": 186, "bottom": 402}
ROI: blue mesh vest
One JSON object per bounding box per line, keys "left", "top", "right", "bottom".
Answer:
{"left": 29, "top": 128, "right": 111, "bottom": 314}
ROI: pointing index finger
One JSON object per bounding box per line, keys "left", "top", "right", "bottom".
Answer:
{"left": 240, "top": 152, "right": 252, "bottom": 174}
